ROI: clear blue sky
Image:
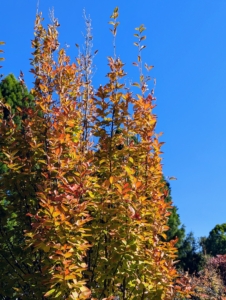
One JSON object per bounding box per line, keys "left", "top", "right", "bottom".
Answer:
{"left": 1, "top": 1, "right": 226, "bottom": 238}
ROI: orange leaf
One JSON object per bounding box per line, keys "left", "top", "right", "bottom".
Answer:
{"left": 55, "top": 146, "right": 62, "bottom": 157}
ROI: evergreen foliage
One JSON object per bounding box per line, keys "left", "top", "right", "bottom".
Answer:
{"left": 205, "top": 223, "right": 226, "bottom": 256}
{"left": 163, "top": 180, "right": 185, "bottom": 248}
{"left": 0, "top": 73, "right": 34, "bottom": 125}
{"left": 0, "top": 74, "right": 34, "bottom": 175}
{"left": 177, "top": 232, "right": 204, "bottom": 274}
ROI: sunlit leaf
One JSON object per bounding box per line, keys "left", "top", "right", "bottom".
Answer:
{"left": 44, "top": 289, "right": 55, "bottom": 297}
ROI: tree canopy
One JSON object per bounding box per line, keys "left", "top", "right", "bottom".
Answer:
{"left": 0, "top": 8, "right": 192, "bottom": 300}
{"left": 205, "top": 223, "right": 226, "bottom": 256}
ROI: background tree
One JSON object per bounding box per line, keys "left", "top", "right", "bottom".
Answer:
{"left": 0, "top": 73, "right": 34, "bottom": 125}
{"left": 163, "top": 180, "right": 185, "bottom": 247}
{"left": 204, "top": 223, "right": 226, "bottom": 256}
{"left": 177, "top": 232, "right": 204, "bottom": 274}
{"left": 0, "top": 74, "right": 44, "bottom": 298}
{"left": 0, "top": 74, "right": 34, "bottom": 177}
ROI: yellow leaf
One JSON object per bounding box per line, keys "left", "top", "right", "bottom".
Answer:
{"left": 132, "top": 82, "right": 140, "bottom": 88}
{"left": 80, "top": 286, "right": 90, "bottom": 292}
{"left": 65, "top": 275, "right": 76, "bottom": 280}
{"left": 39, "top": 84, "right": 48, "bottom": 93}
{"left": 49, "top": 206, "right": 54, "bottom": 215}
{"left": 129, "top": 157, "right": 134, "bottom": 163}
{"left": 64, "top": 252, "right": 73, "bottom": 258}
{"left": 161, "top": 233, "right": 167, "bottom": 240}
{"left": 80, "top": 263, "right": 87, "bottom": 268}
{"left": 70, "top": 291, "right": 78, "bottom": 299}
{"left": 53, "top": 274, "right": 63, "bottom": 279}
{"left": 53, "top": 211, "right": 60, "bottom": 218}
{"left": 88, "top": 191, "right": 95, "bottom": 198}
{"left": 67, "top": 120, "right": 75, "bottom": 127}
{"left": 115, "top": 183, "right": 122, "bottom": 193}
{"left": 125, "top": 166, "right": 134, "bottom": 175}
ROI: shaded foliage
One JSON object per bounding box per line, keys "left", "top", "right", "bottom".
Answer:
{"left": 0, "top": 74, "right": 34, "bottom": 174}
{"left": 163, "top": 180, "right": 185, "bottom": 248}
{"left": 205, "top": 223, "right": 226, "bottom": 256}
{"left": 177, "top": 232, "right": 204, "bottom": 274}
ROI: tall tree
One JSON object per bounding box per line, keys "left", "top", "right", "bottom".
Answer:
{"left": 0, "top": 8, "right": 191, "bottom": 299}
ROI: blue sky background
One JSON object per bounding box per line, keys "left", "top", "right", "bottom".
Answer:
{"left": 1, "top": 1, "right": 226, "bottom": 238}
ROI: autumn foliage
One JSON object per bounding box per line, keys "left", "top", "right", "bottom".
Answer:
{"left": 0, "top": 8, "right": 191, "bottom": 300}
{"left": 188, "top": 255, "right": 226, "bottom": 300}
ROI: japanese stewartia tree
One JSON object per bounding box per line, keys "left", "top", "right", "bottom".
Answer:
{"left": 0, "top": 8, "right": 192, "bottom": 300}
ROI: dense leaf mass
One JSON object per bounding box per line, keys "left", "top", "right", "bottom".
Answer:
{"left": 0, "top": 8, "right": 192, "bottom": 300}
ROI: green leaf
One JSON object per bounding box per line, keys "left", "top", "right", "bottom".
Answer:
{"left": 55, "top": 291, "right": 62, "bottom": 297}
{"left": 44, "top": 289, "right": 55, "bottom": 297}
